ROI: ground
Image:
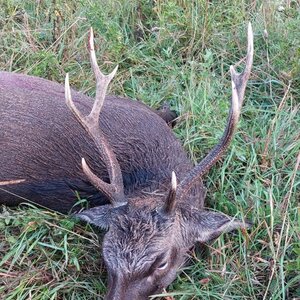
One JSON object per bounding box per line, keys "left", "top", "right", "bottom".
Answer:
{"left": 0, "top": 0, "right": 299, "bottom": 299}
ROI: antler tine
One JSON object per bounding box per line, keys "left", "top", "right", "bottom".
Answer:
{"left": 65, "top": 73, "right": 85, "bottom": 123}
{"left": 230, "top": 22, "right": 254, "bottom": 107}
{"left": 81, "top": 158, "right": 125, "bottom": 205}
{"left": 87, "top": 27, "right": 118, "bottom": 125}
{"left": 64, "top": 29, "right": 126, "bottom": 207}
{"left": 177, "top": 23, "right": 254, "bottom": 201}
{"left": 160, "top": 171, "right": 177, "bottom": 217}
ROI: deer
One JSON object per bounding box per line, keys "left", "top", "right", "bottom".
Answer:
{"left": 0, "top": 23, "right": 253, "bottom": 299}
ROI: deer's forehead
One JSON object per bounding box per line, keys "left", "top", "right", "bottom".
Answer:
{"left": 113, "top": 209, "right": 172, "bottom": 231}
{"left": 102, "top": 213, "right": 174, "bottom": 272}
{"left": 108, "top": 213, "right": 173, "bottom": 245}
{"left": 104, "top": 237, "right": 165, "bottom": 273}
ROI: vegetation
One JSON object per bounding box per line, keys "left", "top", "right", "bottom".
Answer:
{"left": 0, "top": 0, "right": 299, "bottom": 299}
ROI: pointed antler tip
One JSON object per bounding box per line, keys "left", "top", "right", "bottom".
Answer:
{"left": 81, "top": 157, "right": 93, "bottom": 179}
{"left": 81, "top": 158, "right": 92, "bottom": 175}
{"left": 247, "top": 22, "right": 254, "bottom": 46}
{"left": 171, "top": 171, "right": 177, "bottom": 190}
{"left": 89, "top": 27, "right": 94, "bottom": 41}
{"left": 229, "top": 65, "right": 238, "bottom": 77}
{"left": 108, "top": 64, "right": 119, "bottom": 79}
{"left": 65, "top": 73, "right": 72, "bottom": 103}
{"left": 88, "top": 27, "right": 95, "bottom": 51}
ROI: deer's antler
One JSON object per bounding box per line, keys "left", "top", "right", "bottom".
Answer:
{"left": 65, "top": 28, "right": 126, "bottom": 207}
{"left": 160, "top": 171, "right": 177, "bottom": 217}
{"left": 177, "top": 23, "right": 254, "bottom": 201}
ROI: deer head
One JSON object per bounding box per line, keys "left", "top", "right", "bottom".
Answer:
{"left": 65, "top": 24, "right": 254, "bottom": 300}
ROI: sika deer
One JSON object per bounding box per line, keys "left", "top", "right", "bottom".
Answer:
{"left": 0, "top": 24, "right": 253, "bottom": 299}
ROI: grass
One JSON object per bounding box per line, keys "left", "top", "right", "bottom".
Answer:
{"left": 0, "top": 0, "right": 299, "bottom": 299}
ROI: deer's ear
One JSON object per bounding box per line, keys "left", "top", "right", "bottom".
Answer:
{"left": 186, "top": 210, "right": 250, "bottom": 243}
{"left": 74, "top": 205, "right": 113, "bottom": 229}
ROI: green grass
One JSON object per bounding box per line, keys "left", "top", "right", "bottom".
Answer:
{"left": 0, "top": 0, "right": 299, "bottom": 299}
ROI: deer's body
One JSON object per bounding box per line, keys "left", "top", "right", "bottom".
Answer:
{"left": 0, "top": 25, "right": 253, "bottom": 300}
{"left": 0, "top": 71, "right": 202, "bottom": 212}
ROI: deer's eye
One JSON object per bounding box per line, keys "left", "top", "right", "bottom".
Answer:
{"left": 157, "top": 261, "right": 168, "bottom": 270}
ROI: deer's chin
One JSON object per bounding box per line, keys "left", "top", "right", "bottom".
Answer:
{"left": 104, "top": 280, "right": 162, "bottom": 300}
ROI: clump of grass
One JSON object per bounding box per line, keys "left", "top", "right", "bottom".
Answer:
{"left": 0, "top": 205, "right": 106, "bottom": 299}
{"left": 0, "top": 0, "right": 299, "bottom": 299}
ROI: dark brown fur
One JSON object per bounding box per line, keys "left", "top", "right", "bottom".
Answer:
{"left": 0, "top": 71, "right": 203, "bottom": 212}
